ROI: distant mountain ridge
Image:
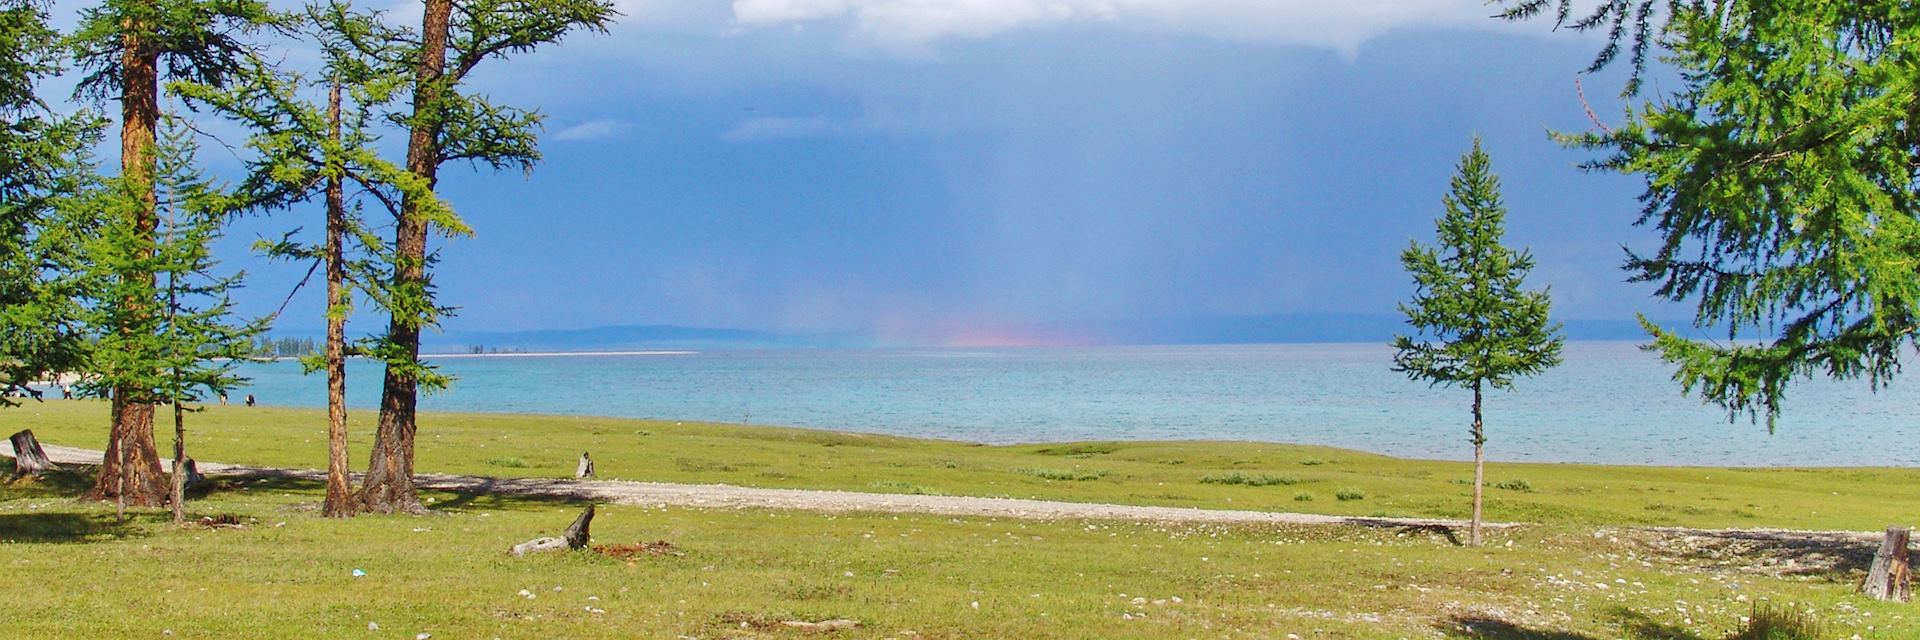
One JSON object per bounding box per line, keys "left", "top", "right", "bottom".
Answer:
{"left": 425, "top": 324, "right": 861, "bottom": 352}
{"left": 417, "top": 315, "right": 1669, "bottom": 353}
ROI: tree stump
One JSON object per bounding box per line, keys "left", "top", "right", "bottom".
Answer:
{"left": 6, "top": 429, "right": 57, "bottom": 481}
{"left": 1860, "top": 526, "right": 1911, "bottom": 602}
{"left": 575, "top": 452, "right": 594, "bottom": 479}
{"left": 509, "top": 504, "right": 596, "bottom": 557}
{"left": 181, "top": 458, "right": 206, "bottom": 489}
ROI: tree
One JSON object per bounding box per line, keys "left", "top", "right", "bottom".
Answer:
{"left": 1496, "top": 2, "right": 1920, "bottom": 427}
{"left": 1393, "top": 139, "right": 1565, "bottom": 546}
{"left": 76, "top": 119, "right": 261, "bottom": 523}
{"left": 67, "top": 0, "right": 277, "bottom": 505}
{"left": 177, "top": 1, "right": 448, "bottom": 517}
{"left": 0, "top": 0, "right": 98, "bottom": 405}
{"left": 352, "top": 0, "right": 615, "bottom": 514}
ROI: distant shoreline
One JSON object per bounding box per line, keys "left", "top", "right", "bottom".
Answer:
{"left": 421, "top": 350, "right": 699, "bottom": 359}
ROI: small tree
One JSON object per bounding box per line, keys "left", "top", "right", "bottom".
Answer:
{"left": 78, "top": 119, "right": 262, "bottom": 523}
{"left": 176, "top": 1, "right": 445, "bottom": 518}
{"left": 1393, "top": 139, "right": 1564, "bottom": 546}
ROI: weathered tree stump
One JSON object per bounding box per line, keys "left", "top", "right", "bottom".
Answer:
{"left": 181, "top": 458, "right": 206, "bottom": 490}
{"left": 575, "top": 452, "right": 594, "bottom": 479}
{"left": 1861, "top": 526, "right": 1912, "bottom": 602}
{"left": 6, "top": 429, "right": 57, "bottom": 481}
{"left": 509, "top": 504, "right": 596, "bottom": 557}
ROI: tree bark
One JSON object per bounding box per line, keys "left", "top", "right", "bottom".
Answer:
{"left": 322, "top": 78, "right": 354, "bottom": 518}
{"left": 1469, "top": 379, "right": 1485, "bottom": 547}
{"left": 170, "top": 399, "right": 186, "bottom": 524}
{"left": 6, "top": 429, "right": 56, "bottom": 480}
{"left": 89, "top": 28, "right": 168, "bottom": 507}
{"left": 1862, "top": 526, "right": 1912, "bottom": 602}
{"left": 93, "top": 393, "right": 169, "bottom": 505}
{"left": 359, "top": 0, "right": 451, "bottom": 515}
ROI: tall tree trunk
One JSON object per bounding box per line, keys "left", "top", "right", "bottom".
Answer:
{"left": 1469, "top": 379, "right": 1485, "bottom": 547}
{"left": 358, "top": 0, "right": 451, "bottom": 515}
{"left": 322, "top": 78, "right": 355, "bottom": 518}
{"left": 88, "top": 31, "right": 168, "bottom": 507}
{"left": 170, "top": 398, "right": 185, "bottom": 524}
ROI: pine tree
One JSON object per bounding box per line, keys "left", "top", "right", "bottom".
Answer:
{"left": 175, "top": 1, "right": 452, "bottom": 517}
{"left": 351, "top": 0, "right": 615, "bottom": 514}
{"left": 1498, "top": 2, "right": 1920, "bottom": 428}
{"left": 1393, "top": 139, "right": 1564, "bottom": 546}
{"left": 68, "top": 0, "right": 278, "bottom": 505}
{"left": 0, "top": 0, "right": 98, "bottom": 404}
{"left": 76, "top": 119, "right": 263, "bottom": 522}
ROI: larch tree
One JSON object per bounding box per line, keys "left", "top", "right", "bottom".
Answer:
{"left": 354, "top": 0, "right": 615, "bottom": 514}
{"left": 177, "top": 1, "right": 447, "bottom": 517}
{"left": 76, "top": 119, "right": 262, "bottom": 523}
{"left": 1495, "top": 1, "right": 1920, "bottom": 427}
{"left": 1393, "top": 139, "right": 1565, "bottom": 547}
{"left": 67, "top": 0, "right": 277, "bottom": 505}
{"left": 0, "top": 0, "right": 98, "bottom": 404}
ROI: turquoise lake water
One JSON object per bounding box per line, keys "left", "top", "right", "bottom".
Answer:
{"left": 228, "top": 341, "right": 1918, "bottom": 467}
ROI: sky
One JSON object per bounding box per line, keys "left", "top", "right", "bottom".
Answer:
{"left": 87, "top": 0, "right": 1692, "bottom": 346}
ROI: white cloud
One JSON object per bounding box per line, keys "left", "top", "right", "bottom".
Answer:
{"left": 731, "top": 0, "right": 1503, "bottom": 55}
{"left": 721, "top": 110, "right": 945, "bottom": 142}
{"left": 553, "top": 119, "right": 636, "bottom": 141}
{"left": 722, "top": 115, "right": 847, "bottom": 141}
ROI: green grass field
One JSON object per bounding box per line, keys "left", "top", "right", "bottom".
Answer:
{"left": 2, "top": 399, "right": 1916, "bottom": 638}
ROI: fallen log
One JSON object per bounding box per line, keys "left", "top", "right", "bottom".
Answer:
{"left": 1861, "top": 525, "right": 1912, "bottom": 602}
{"left": 509, "top": 504, "right": 596, "bottom": 557}
{"left": 6, "top": 429, "right": 56, "bottom": 481}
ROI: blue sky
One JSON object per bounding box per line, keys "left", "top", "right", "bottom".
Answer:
{"left": 165, "top": 1, "right": 1682, "bottom": 345}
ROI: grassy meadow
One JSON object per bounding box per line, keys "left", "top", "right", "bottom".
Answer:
{"left": 2, "top": 399, "right": 1918, "bottom": 638}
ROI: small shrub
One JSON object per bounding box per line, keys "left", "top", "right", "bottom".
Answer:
{"left": 1335, "top": 488, "right": 1366, "bottom": 501}
{"left": 485, "top": 456, "right": 529, "bottom": 468}
{"left": 1016, "top": 467, "right": 1107, "bottom": 481}
{"left": 1299, "top": 458, "right": 1326, "bottom": 466}
{"left": 1292, "top": 491, "right": 1314, "bottom": 502}
{"left": 1200, "top": 472, "right": 1300, "bottom": 487}
{"left": 1728, "top": 604, "right": 1827, "bottom": 640}
{"left": 1493, "top": 479, "right": 1534, "bottom": 492}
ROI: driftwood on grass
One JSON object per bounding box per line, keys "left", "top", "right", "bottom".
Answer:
{"left": 576, "top": 452, "right": 594, "bottom": 479}
{"left": 509, "top": 504, "right": 596, "bottom": 557}
{"left": 1861, "top": 526, "right": 1911, "bottom": 602}
{"left": 6, "top": 429, "right": 56, "bottom": 480}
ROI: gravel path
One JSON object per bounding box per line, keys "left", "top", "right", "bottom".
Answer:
{"left": 2, "top": 440, "right": 1509, "bottom": 528}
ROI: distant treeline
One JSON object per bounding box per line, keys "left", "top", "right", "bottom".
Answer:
{"left": 253, "top": 337, "right": 319, "bottom": 358}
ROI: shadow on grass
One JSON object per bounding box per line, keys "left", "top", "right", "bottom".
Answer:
{"left": 204, "top": 469, "right": 587, "bottom": 514}
{"left": 1437, "top": 609, "right": 1711, "bottom": 640}
{"left": 1635, "top": 528, "right": 1879, "bottom": 581}
{"left": 0, "top": 511, "right": 149, "bottom": 543}
{"left": 1605, "top": 607, "right": 1709, "bottom": 640}
{"left": 427, "top": 477, "right": 585, "bottom": 513}
{"left": 1, "top": 466, "right": 98, "bottom": 499}
{"left": 1438, "top": 615, "right": 1599, "bottom": 639}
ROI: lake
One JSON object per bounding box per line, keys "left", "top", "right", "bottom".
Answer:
{"left": 229, "top": 341, "right": 1919, "bottom": 467}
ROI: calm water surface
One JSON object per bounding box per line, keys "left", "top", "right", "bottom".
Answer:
{"left": 230, "top": 342, "right": 1919, "bottom": 466}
